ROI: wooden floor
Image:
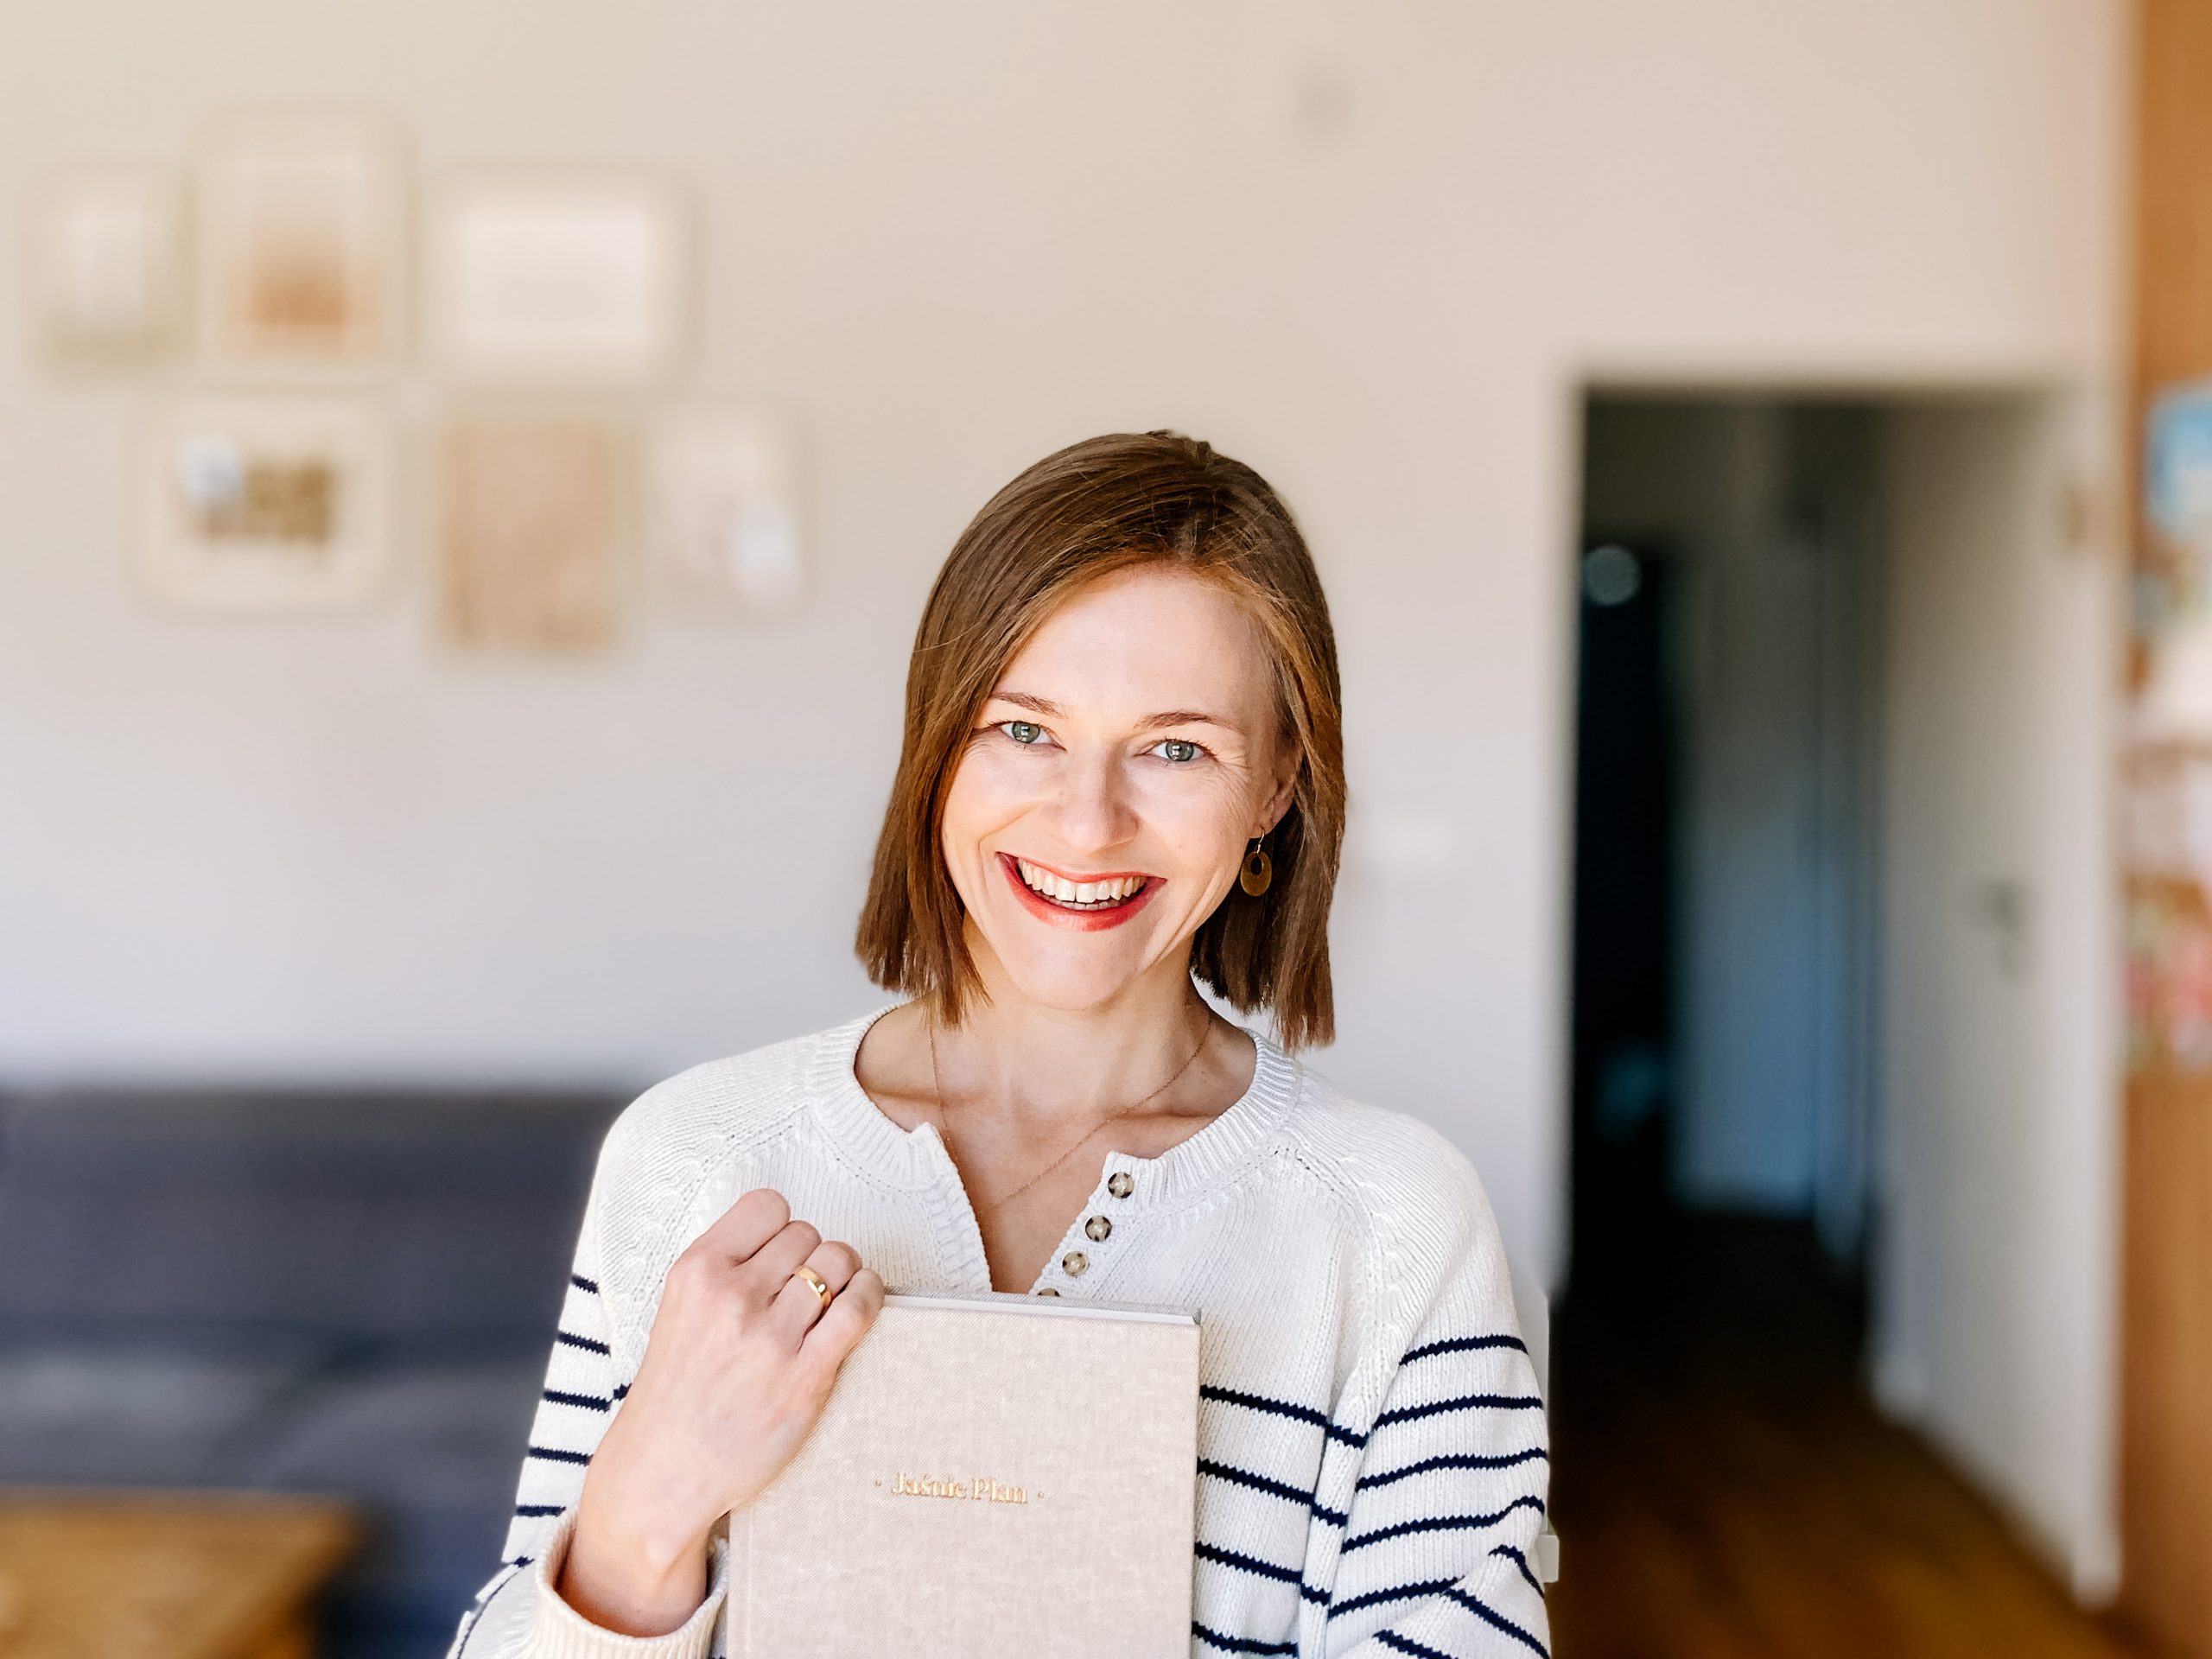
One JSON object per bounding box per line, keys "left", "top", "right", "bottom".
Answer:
{"left": 1546, "top": 1217, "right": 2155, "bottom": 1659}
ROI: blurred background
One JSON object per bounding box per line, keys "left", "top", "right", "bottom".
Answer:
{"left": 3, "top": 1, "right": 2208, "bottom": 1656}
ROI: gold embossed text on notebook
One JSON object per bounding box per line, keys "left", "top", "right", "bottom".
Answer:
{"left": 722, "top": 1291, "right": 1201, "bottom": 1659}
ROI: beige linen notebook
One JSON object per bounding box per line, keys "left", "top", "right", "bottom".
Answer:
{"left": 721, "top": 1290, "right": 1200, "bottom": 1658}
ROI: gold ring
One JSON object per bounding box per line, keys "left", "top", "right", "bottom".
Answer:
{"left": 791, "top": 1264, "right": 834, "bottom": 1310}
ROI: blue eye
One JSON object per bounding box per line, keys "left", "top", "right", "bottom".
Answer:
{"left": 1154, "top": 739, "right": 1204, "bottom": 764}
{"left": 1001, "top": 720, "right": 1047, "bottom": 745}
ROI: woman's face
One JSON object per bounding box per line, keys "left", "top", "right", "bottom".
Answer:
{"left": 939, "top": 563, "right": 1300, "bottom": 1016}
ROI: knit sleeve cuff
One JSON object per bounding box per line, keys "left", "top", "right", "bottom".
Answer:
{"left": 520, "top": 1512, "right": 729, "bottom": 1659}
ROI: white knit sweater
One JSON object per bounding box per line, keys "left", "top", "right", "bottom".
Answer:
{"left": 450, "top": 1002, "right": 1551, "bottom": 1659}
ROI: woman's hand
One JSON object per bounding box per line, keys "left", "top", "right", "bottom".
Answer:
{"left": 557, "top": 1187, "right": 885, "bottom": 1636}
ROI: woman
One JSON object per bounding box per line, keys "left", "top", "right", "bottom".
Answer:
{"left": 452, "top": 432, "right": 1550, "bottom": 1658}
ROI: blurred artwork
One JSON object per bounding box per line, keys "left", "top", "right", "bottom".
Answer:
{"left": 426, "top": 172, "right": 689, "bottom": 382}
{"left": 2125, "top": 877, "right": 2212, "bottom": 1072}
{"left": 30, "top": 164, "right": 180, "bottom": 362}
{"left": 441, "top": 413, "right": 626, "bottom": 652}
{"left": 196, "top": 113, "right": 405, "bottom": 369}
{"left": 2146, "top": 381, "right": 2212, "bottom": 556}
{"left": 2134, "top": 611, "right": 2212, "bottom": 744}
{"left": 142, "top": 397, "right": 388, "bottom": 609}
{"left": 646, "top": 408, "right": 805, "bottom": 614}
{"left": 2120, "top": 741, "right": 2212, "bottom": 1072}
{"left": 2136, "top": 380, "right": 2212, "bottom": 657}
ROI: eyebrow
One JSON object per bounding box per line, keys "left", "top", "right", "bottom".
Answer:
{"left": 986, "top": 689, "right": 1243, "bottom": 734}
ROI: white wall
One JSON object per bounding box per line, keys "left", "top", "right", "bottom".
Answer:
{"left": 1871, "top": 397, "right": 2123, "bottom": 1600}
{"left": 0, "top": 0, "right": 2128, "bottom": 1298}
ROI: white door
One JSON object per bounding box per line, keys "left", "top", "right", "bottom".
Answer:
{"left": 1871, "top": 394, "right": 2120, "bottom": 1600}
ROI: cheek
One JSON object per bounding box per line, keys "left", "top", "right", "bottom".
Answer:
{"left": 1132, "top": 770, "right": 1255, "bottom": 866}
{"left": 941, "top": 748, "right": 1035, "bottom": 848}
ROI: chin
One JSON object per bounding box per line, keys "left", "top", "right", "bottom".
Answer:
{"left": 988, "top": 946, "right": 1152, "bottom": 1014}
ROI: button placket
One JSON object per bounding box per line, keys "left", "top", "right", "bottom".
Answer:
{"left": 1066, "top": 1160, "right": 1135, "bottom": 1279}
{"left": 1034, "top": 1162, "right": 1136, "bottom": 1294}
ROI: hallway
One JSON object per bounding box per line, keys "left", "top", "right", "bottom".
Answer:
{"left": 1548, "top": 1219, "right": 2146, "bottom": 1659}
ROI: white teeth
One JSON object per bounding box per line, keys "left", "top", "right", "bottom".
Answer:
{"left": 1013, "top": 860, "right": 1145, "bottom": 908}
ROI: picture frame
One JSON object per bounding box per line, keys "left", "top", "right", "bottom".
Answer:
{"left": 645, "top": 404, "right": 806, "bottom": 615}
{"left": 195, "top": 111, "right": 407, "bottom": 372}
{"left": 424, "top": 168, "right": 691, "bottom": 383}
{"left": 141, "top": 394, "right": 390, "bottom": 611}
{"left": 28, "top": 162, "right": 181, "bottom": 364}
{"left": 438, "top": 406, "right": 631, "bottom": 652}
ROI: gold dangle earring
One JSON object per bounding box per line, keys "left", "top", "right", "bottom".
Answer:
{"left": 1238, "top": 832, "right": 1273, "bottom": 897}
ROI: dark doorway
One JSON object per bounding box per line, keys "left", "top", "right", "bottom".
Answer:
{"left": 1548, "top": 392, "right": 2136, "bottom": 1658}
{"left": 1567, "top": 536, "right": 1679, "bottom": 1296}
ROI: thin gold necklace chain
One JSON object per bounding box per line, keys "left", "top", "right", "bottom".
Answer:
{"left": 925, "top": 1004, "right": 1214, "bottom": 1219}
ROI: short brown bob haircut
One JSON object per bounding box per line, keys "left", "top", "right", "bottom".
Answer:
{"left": 855, "top": 430, "right": 1345, "bottom": 1051}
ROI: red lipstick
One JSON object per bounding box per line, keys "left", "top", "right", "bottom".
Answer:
{"left": 997, "top": 852, "right": 1161, "bottom": 933}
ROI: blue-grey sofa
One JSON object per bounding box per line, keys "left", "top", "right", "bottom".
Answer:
{"left": 0, "top": 1086, "right": 626, "bottom": 1658}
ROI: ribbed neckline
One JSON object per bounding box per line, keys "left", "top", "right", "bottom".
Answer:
{"left": 807, "top": 999, "right": 1303, "bottom": 1209}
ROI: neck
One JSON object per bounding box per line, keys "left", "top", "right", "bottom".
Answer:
{"left": 931, "top": 933, "right": 1212, "bottom": 1127}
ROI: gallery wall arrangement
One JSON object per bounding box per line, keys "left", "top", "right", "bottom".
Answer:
{"left": 24, "top": 108, "right": 804, "bottom": 647}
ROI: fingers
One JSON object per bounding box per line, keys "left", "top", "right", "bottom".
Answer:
{"left": 768, "top": 1239, "right": 862, "bottom": 1340}
{"left": 677, "top": 1190, "right": 872, "bottom": 1355}
{"left": 692, "top": 1188, "right": 792, "bottom": 1263}
{"left": 798, "top": 1266, "right": 886, "bottom": 1375}
{"left": 746, "top": 1216, "right": 822, "bottom": 1290}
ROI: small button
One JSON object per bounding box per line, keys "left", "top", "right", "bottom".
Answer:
{"left": 1035, "top": 1287, "right": 1061, "bottom": 1297}
{"left": 1107, "top": 1172, "right": 1135, "bottom": 1199}
{"left": 1061, "top": 1249, "right": 1089, "bottom": 1277}
{"left": 1084, "top": 1214, "right": 1112, "bottom": 1243}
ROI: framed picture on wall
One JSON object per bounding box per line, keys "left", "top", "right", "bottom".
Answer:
{"left": 29, "top": 162, "right": 181, "bottom": 364}
{"left": 438, "top": 407, "right": 629, "bottom": 652}
{"left": 424, "top": 168, "right": 691, "bottom": 383}
{"left": 141, "top": 395, "right": 390, "bottom": 610}
{"left": 194, "top": 111, "right": 408, "bottom": 371}
{"left": 645, "top": 404, "right": 805, "bottom": 615}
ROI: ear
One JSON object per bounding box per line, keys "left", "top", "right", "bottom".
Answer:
{"left": 1255, "top": 742, "right": 1302, "bottom": 838}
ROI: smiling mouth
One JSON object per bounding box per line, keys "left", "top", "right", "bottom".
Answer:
{"left": 1003, "top": 854, "right": 1156, "bottom": 912}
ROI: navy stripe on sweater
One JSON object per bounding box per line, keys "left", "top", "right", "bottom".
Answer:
{"left": 1198, "top": 1458, "right": 1325, "bottom": 1510}
{"left": 1491, "top": 1543, "right": 1544, "bottom": 1597}
{"left": 1330, "top": 1576, "right": 1459, "bottom": 1619}
{"left": 1446, "top": 1585, "right": 1549, "bottom": 1657}
{"left": 1356, "top": 1446, "right": 1548, "bottom": 1492}
{"left": 1193, "top": 1539, "right": 1306, "bottom": 1586}
{"left": 570, "top": 1273, "right": 601, "bottom": 1294}
{"left": 1375, "top": 1631, "right": 1454, "bottom": 1659}
{"left": 1191, "top": 1623, "right": 1298, "bottom": 1655}
{"left": 1200, "top": 1383, "right": 1368, "bottom": 1447}
{"left": 542, "top": 1389, "right": 612, "bottom": 1411}
{"left": 554, "top": 1328, "right": 610, "bottom": 1356}
{"left": 525, "top": 1445, "right": 591, "bottom": 1466}
{"left": 1203, "top": 1332, "right": 1539, "bottom": 1460}
{"left": 1371, "top": 1392, "right": 1545, "bottom": 1430}
{"left": 1402, "top": 1332, "right": 1528, "bottom": 1363}
{"left": 1341, "top": 1497, "right": 1547, "bottom": 1554}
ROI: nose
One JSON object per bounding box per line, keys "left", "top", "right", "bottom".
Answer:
{"left": 1043, "top": 747, "right": 1139, "bottom": 857}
